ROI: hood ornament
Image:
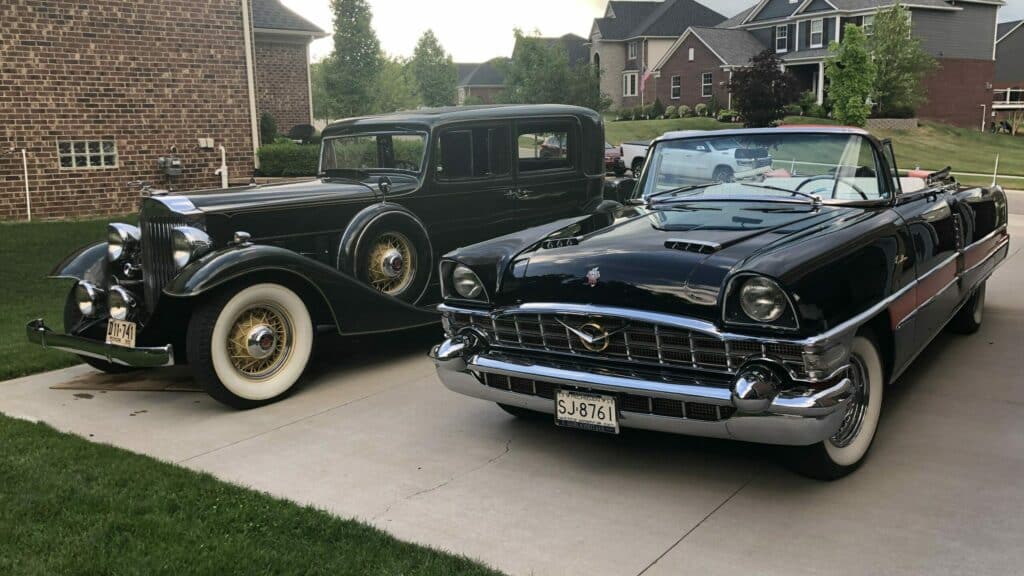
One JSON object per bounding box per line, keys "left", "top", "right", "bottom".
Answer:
{"left": 585, "top": 267, "right": 601, "bottom": 287}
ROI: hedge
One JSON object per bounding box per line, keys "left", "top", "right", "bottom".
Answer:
{"left": 257, "top": 143, "right": 320, "bottom": 177}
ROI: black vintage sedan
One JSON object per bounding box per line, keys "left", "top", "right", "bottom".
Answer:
{"left": 431, "top": 127, "right": 1010, "bottom": 479}
{"left": 27, "top": 105, "right": 611, "bottom": 408}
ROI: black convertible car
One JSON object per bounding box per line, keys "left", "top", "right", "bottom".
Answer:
{"left": 26, "top": 105, "right": 609, "bottom": 408}
{"left": 432, "top": 127, "right": 1009, "bottom": 479}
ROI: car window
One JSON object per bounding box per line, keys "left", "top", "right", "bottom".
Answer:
{"left": 436, "top": 126, "right": 510, "bottom": 180}
{"left": 321, "top": 133, "right": 426, "bottom": 173}
{"left": 517, "top": 122, "right": 575, "bottom": 173}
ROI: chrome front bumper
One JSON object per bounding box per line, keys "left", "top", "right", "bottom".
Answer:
{"left": 431, "top": 336, "right": 852, "bottom": 446}
{"left": 26, "top": 319, "right": 174, "bottom": 368}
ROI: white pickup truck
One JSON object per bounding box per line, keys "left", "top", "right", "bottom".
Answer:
{"left": 622, "top": 132, "right": 773, "bottom": 182}
{"left": 620, "top": 140, "right": 652, "bottom": 176}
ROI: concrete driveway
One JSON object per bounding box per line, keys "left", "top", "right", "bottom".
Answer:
{"left": 3, "top": 218, "right": 1023, "bottom": 576}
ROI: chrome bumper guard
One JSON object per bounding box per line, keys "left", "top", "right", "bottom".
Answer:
{"left": 26, "top": 319, "right": 174, "bottom": 368}
{"left": 431, "top": 336, "right": 852, "bottom": 446}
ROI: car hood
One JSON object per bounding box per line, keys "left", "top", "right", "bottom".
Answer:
{"left": 499, "top": 202, "right": 861, "bottom": 321}
{"left": 179, "top": 178, "right": 381, "bottom": 214}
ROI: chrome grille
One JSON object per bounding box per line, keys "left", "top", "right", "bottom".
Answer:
{"left": 451, "top": 312, "right": 807, "bottom": 378}
{"left": 140, "top": 217, "right": 189, "bottom": 311}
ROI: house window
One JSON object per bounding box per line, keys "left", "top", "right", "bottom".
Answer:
{"left": 688, "top": 47, "right": 695, "bottom": 61}
{"left": 863, "top": 14, "right": 875, "bottom": 36}
{"left": 701, "top": 72, "right": 713, "bottom": 98}
{"left": 776, "top": 25, "right": 789, "bottom": 52}
{"left": 810, "top": 19, "right": 824, "bottom": 48}
{"left": 628, "top": 41, "right": 638, "bottom": 60}
{"left": 623, "top": 72, "right": 638, "bottom": 97}
{"left": 671, "top": 76, "right": 681, "bottom": 99}
{"left": 58, "top": 140, "right": 118, "bottom": 169}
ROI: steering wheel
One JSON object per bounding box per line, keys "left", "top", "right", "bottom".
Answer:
{"left": 795, "top": 174, "right": 869, "bottom": 200}
{"left": 393, "top": 160, "right": 418, "bottom": 171}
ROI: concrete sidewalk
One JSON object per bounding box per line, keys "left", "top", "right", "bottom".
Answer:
{"left": 2, "top": 220, "right": 1023, "bottom": 576}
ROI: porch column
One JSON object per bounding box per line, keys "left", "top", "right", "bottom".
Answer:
{"left": 816, "top": 61, "right": 825, "bottom": 105}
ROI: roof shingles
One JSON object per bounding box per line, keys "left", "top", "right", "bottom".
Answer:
{"left": 252, "top": 0, "right": 325, "bottom": 35}
{"left": 595, "top": 0, "right": 724, "bottom": 40}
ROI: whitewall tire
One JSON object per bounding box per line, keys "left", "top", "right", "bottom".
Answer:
{"left": 790, "top": 335, "right": 884, "bottom": 480}
{"left": 187, "top": 283, "right": 314, "bottom": 409}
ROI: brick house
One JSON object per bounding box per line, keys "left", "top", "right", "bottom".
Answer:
{"left": 993, "top": 19, "right": 1024, "bottom": 122}
{"left": 587, "top": 0, "right": 726, "bottom": 110}
{"left": 456, "top": 60, "right": 508, "bottom": 105}
{"left": 648, "top": 0, "right": 1004, "bottom": 127}
{"left": 0, "top": 0, "right": 323, "bottom": 221}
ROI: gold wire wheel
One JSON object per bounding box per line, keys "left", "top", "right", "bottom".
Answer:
{"left": 366, "top": 231, "right": 416, "bottom": 296}
{"left": 226, "top": 303, "right": 293, "bottom": 380}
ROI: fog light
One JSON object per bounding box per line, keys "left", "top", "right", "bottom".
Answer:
{"left": 74, "top": 282, "right": 102, "bottom": 317}
{"left": 732, "top": 366, "right": 779, "bottom": 413}
{"left": 107, "top": 286, "right": 136, "bottom": 321}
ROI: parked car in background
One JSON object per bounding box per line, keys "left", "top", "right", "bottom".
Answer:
{"left": 27, "top": 105, "right": 609, "bottom": 409}
{"left": 432, "top": 127, "right": 1009, "bottom": 479}
{"left": 604, "top": 142, "right": 625, "bottom": 176}
{"left": 620, "top": 140, "right": 651, "bottom": 175}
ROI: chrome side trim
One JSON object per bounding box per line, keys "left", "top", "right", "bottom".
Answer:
{"left": 26, "top": 319, "right": 174, "bottom": 368}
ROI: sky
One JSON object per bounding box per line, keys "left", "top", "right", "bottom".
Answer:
{"left": 281, "top": 0, "right": 1024, "bottom": 63}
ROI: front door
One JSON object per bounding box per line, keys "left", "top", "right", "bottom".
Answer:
{"left": 428, "top": 122, "right": 518, "bottom": 255}
{"left": 514, "top": 118, "right": 586, "bottom": 229}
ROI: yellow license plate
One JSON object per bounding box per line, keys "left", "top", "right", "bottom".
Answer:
{"left": 555, "top": 390, "right": 618, "bottom": 434}
{"left": 105, "top": 320, "right": 137, "bottom": 348}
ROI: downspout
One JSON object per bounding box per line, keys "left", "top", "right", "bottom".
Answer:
{"left": 306, "top": 41, "right": 315, "bottom": 124}
{"left": 215, "top": 145, "right": 229, "bottom": 189}
{"left": 22, "top": 149, "right": 31, "bottom": 222}
{"left": 241, "top": 0, "right": 260, "bottom": 170}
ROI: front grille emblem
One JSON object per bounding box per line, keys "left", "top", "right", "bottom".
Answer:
{"left": 556, "top": 318, "right": 628, "bottom": 353}
{"left": 585, "top": 266, "right": 600, "bottom": 287}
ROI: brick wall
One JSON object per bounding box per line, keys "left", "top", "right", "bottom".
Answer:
{"left": 254, "top": 37, "right": 311, "bottom": 134}
{"left": 650, "top": 35, "right": 729, "bottom": 110}
{"left": 0, "top": 0, "right": 256, "bottom": 221}
{"left": 918, "top": 58, "right": 995, "bottom": 129}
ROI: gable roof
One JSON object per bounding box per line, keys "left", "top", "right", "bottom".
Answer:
{"left": 252, "top": 0, "right": 326, "bottom": 36}
{"left": 731, "top": 0, "right": 982, "bottom": 26}
{"left": 456, "top": 59, "right": 508, "bottom": 87}
{"left": 594, "top": 0, "right": 725, "bottom": 40}
{"left": 998, "top": 20, "right": 1023, "bottom": 42}
{"left": 652, "top": 26, "right": 766, "bottom": 69}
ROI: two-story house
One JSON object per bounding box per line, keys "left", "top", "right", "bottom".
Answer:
{"left": 649, "top": 0, "right": 1003, "bottom": 127}
{"left": 588, "top": 0, "right": 725, "bottom": 110}
{"left": 994, "top": 19, "right": 1023, "bottom": 123}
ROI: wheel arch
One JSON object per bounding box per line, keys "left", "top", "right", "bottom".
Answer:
{"left": 336, "top": 202, "right": 433, "bottom": 274}
{"left": 859, "top": 311, "right": 895, "bottom": 386}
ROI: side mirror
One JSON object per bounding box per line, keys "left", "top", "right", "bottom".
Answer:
{"left": 604, "top": 177, "right": 635, "bottom": 203}
{"left": 379, "top": 175, "right": 392, "bottom": 197}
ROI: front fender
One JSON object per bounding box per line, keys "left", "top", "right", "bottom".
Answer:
{"left": 163, "top": 244, "right": 437, "bottom": 335}
{"left": 49, "top": 241, "right": 108, "bottom": 284}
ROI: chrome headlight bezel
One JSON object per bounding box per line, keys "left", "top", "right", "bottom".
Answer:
{"left": 74, "top": 281, "right": 103, "bottom": 317}
{"left": 107, "top": 223, "right": 141, "bottom": 263}
{"left": 440, "top": 260, "right": 489, "bottom": 302}
{"left": 171, "top": 226, "right": 212, "bottom": 270}
{"left": 107, "top": 285, "right": 137, "bottom": 321}
{"left": 723, "top": 274, "right": 799, "bottom": 330}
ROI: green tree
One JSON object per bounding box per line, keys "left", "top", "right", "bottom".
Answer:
{"left": 870, "top": 3, "right": 937, "bottom": 116}
{"left": 500, "top": 30, "right": 610, "bottom": 111}
{"left": 323, "top": 0, "right": 381, "bottom": 118}
{"left": 372, "top": 56, "right": 421, "bottom": 113}
{"left": 409, "top": 30, "right": 457, "bottom": 107}
{"left": 727, "top": 50, "right": 800, "bottom": 127}
{"left": 310, "top": 58, "right": 333, "bottom": 121}
{"left": 826, "top": 24, "right": 875, "bottom": 127}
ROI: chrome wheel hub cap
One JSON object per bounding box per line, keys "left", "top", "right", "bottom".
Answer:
{"left": 380, "top": 248, "right": 405, "bottom": 280}
{"left": 245, "top": 326, "right": 278, "bottom": 360}
{"left": 830, "top": 355, "right": 869, "bottom": 448}
{"left": 227, "top": 304, "right": 292, "bottom": 380}
{"left": 367, "top": 232, "right": 415, "bottom": 296}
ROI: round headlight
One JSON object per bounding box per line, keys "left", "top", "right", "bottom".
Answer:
{"left": 107, "top": 286, "right": 136, "bottom": 321}
{"left": 452, "top": 265, "right": 484, "bottom": 299}
{"left": 171, "top": 226, "right": 212, "bottom": 270}
{"left": 107, "top": 223, "right": 141, "bottom": 263}
{"left": 74, "top": 282, "right": 102, "bottom": 317}
{"left": 739, "top": 277, "right": 787, "bottom": 323}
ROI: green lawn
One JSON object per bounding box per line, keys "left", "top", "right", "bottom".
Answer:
{"left": 605, "top": 117, "right": 1024, "bottom": 182}
{"left": 0, "top": 216, "right": 134, "bottom": 381}
{"left": 0, "top": 414, "right": 501, "bottom": 575}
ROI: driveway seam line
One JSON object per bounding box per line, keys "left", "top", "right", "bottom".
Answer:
{"left": 635, "top": 474, "right": 755, "bottom": 576}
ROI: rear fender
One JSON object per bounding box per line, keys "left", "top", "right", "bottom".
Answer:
{"left": 49, "top": 242, "right": 108, "bottom": 285}
{"left": 163, "top": 244, "right": 437, "bottom": 335}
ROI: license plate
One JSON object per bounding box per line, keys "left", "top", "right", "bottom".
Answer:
{"left": 105, "top": 320, "right": 136, "bottom": 348}
{"left": 555, "top": 390, "right": 618, "bottom": 434}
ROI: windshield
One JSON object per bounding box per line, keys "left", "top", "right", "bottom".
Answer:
{"left": 320, "top": 132, "right": 427, "bottom": 175}
{"left": 639, "top": 132, "right": 891, "bottom": 204}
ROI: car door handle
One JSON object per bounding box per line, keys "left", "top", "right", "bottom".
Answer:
{"left": 518, "top": 189, "right": 533, "bottom": 199}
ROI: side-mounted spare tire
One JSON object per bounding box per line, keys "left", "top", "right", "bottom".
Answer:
{"left": 352, "top": 213, "right": 432, "bottom": 304}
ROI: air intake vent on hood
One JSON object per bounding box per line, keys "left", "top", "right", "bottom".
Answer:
{"left": 665, "top": 239, "right": 721, "bottom": 255}
{"left": 541, "top": 237, "right": 580, "bottom": 249}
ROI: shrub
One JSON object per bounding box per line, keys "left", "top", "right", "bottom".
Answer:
{"left": 651, "top": 98, "right": 666, "bottom": 119}
{"left": 259, "top": 112, "right": 278, "bottom": 146}
{"left": 798, "top": 91, "right": 817, "bottom": 116}
{"left": 664, "top": 105, "right": 678, "bottom": 119}
{"left": 708, "top": 95, "right": 722, "bottom": 118}
{"left": 784, "top": 103, "right": 803, "bottom": 116}
{"left": 807, "top": 104, "right": 828, "bottom": 119}
{"left": 717, "top": 109, "right": 740, "bottom": 122}
{"left": 678, "top": 104, "right": 692, "bottom": 118}
{"left": 643, "top": 103, "right": 655, "bottom": 119}
{"left": 694, "top": 103, "right": 708, "bottom": 117}
{"left": 257, "top": 142, "right": 320, "bottom": 177}
{"left": 633, "top": 105, "right": 644, "bottom": 120}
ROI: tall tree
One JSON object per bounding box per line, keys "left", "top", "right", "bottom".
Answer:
{"left": 373, "top": 56, "right": 422, "bottom": 113}
{"left": 500, "top": 30, "right": 609, "bottom": 111}
{"left": 409, "top": 30, "right": 457, "bottom": 107}
{"left": 826, "top": 24, "right": 876, "bottom": 127}
{"left": 870, "top": 3, "right": 937, "bottom": 116}
{"left": 727, "top": 50, "right": 800, "bottom": 127}
{"left": 323, "top": 0, "right": 381, "bottom": 118}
